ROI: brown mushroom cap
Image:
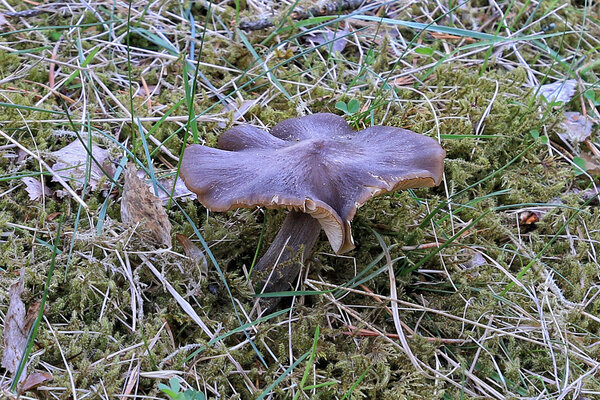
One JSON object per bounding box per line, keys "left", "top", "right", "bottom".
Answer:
{"left": 180, "top": 113, "right": 445, "bottom": 253}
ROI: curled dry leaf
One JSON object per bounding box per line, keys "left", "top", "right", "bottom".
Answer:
{"left": 1, "top": 269, "right": 27, "bottom": 377}
{"left": 156, "top": 175, "right": 196, "bottom": 205}
{"left": 0, "top": 13, "right": 8, "bottom": 30}
{"left": 580, "top": 152, "right": 600, "bottom": 176}
{"left": 304, "top": 29, "right": 349, "bottom": 53}
{"left": 217, "top": 100, "right": 259, "bottom": 128}
{"left": 50, "top": 140, "right": 110, "bottom": 191}
{"left": 21, "top": 177, "right": 52, "bottom": 201}
{"left": 135, "top": 169, "right": 196, "bottom": 205}
{"left": 578, "top": 187, "right": 600, "bottom": 205}
{"left": 24, "top": 302, "right": 42, "bottom": 334}
{"left": 558, "top": 112, "right": 594, "bottom": 144}
{"left": 537, "top": 79, "right": 577, "bottom": 104}
{"left": 176, "top": 234, "right": 208, "bottom": 275}
{"left": 519, "top": 210, "right": 542, "bottom": 225}
{"left": 460, "top": 251, "right": 486, "bottom": 270}
{"left": 121, "top": 163, "right": 172, "bottom": 247}
{"left": 20, "top": 371, "right": 53, "bottom": 392}
{"left": 134, "top": 84, "right": 159, "bottom": 98}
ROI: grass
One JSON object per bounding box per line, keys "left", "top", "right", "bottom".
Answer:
{"left": 1, "top": 0, "right": 600, "bottom": 399}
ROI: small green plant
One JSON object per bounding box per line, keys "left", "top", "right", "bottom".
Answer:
{"left": 584, "top": 89, "right": 600, "bottom": 106}
{"left": 573, "top": 156, "right": 588, "bottom": 176}
{"left": 335, "top": 98, "right": 360, "bottom": 116}
{"left": 158, "top": 378, "right": 205, "bottom": 400}
{"left": 584, "top": 89, "right": 600, "bottom": 118}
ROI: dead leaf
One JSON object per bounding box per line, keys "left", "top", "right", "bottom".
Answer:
{"left": 0, "top": 13, "right": 9, "bottom": 30}
{"left": 430, "top": 32, "right": 476, "bottom": 42}
{"left": 558, "top": 112, "right": 594, "bottom": 144}
{"left": 134, "top": 169, "right": 196, "bottom": 205}
{"left": 45, "top": 212, "right": 61, "bottom": 222}
{"left": 24, "top": 302, "right": 42, "bottom": 334}
{"left": 134, "top": 84, "right": 159, "bottom": 98}
{"left": 21, "top": 177, "right": 52, "bottom": 201}
{"left": 176, "top": 234, "right": 208, "bottom": 275}
{"left": 460, "top": 251, "right": 486, "bottom": 270}
{"left": 121, "top": 163, "right": 172, "bottom": 247}
{"left": 537, "top": 79, "right": 577, "bottom": 104}
{"left": 217, "top": 99, "right": 259, "bottom": 128}
{"left": 1, "top": 269, "right": 27, "bottom": 377}
{"left": 17, "top": 148, "right": 29, "bottom": 163}
{"left": 304, "top": 29, "right": 349, "bottom": 54}
{"left": 157, "top": 175, "right": 196, "bottom": 205}
{"left": 580, "top": 152, "right": 600, "bottom": 176}
{"left": 393, "top": 76, "right": 415, "bottom": 86}
{"left": 50, "top": 140, "right": 110, "bottom": 191}
{"left": 519, "top": 210, "right": 541, "bottom": 225}
{"left": 577, "top": 187, "right": 600, "bottom": 205}
{"left": 20, "top": 371, "right": 52, "bottom": 392}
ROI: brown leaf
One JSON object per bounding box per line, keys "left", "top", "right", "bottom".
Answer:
{"left": 21, "top": 177, "right": 52, "bottom": 201}
{"left": 134, "top": 84, "right": 159, "bottom": 97}
{"left": 393, "top": 76, "right": 415, "bottom": 86}
{"left": 581, "top": 152, "right": 600, "bottom": 176}
{"left": 121, "top": 163, "right": 172, "bottom": 247}
{"left": 50, "top": 140, "right": 110, "bottom": 191}
{"left": 24, "top": 302, "right": 42, "bottom": 334}
{"left": 0, "top": 13, "right": 8, "bottom": 29}
{"left": 176, "top": 234, "right": 208, "bottom": 275}
{"left": 45, "top": 212, "right": 62, "bottom": 222}
{"left": 430, "top": 32, "right": 476, "bottom": 42}
{"left": 519, "top": 210, "right": 541, "bottom": 225}
{"left": 20, "top": 371, "right": 52, "bottom": 392}
{"left": 1, "top": 269, "right": 27, "bottom": 376}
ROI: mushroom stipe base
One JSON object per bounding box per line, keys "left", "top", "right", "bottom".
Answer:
{"left": 252, "top": 211, "right": 321, "bottom": 310}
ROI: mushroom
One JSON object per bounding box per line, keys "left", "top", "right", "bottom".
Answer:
{"left": 180, "top": 113, "right": 445, "bottom": 304}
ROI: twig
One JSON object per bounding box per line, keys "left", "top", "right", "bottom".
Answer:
{"left": 4, "top": 9, "right": 51, "bottom": 19}
{"left": 343, "top": 324, "right": 468, "bottom": 344}
{"left": 48, "top": 35, "right": 62, "bottom": 90}
{"left": 239, "top": 0, "right": 368, "bottom": 31}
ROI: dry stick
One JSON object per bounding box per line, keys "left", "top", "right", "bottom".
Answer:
{"left": 0, "top": 129, "right": 88, "bottom": 209}
{"left": 253, "top": 211, "right": 322, "bottom": 311}
{"left": 343, "top": 324, "right": 468, "bottom": 344}
{"left": 4, "top": 9, "right": 52, "bottom": 18}
{"left": 48, "top": 35, "right": 62, "bottom": 90}
{"left": 140, "top": 76, "right": 152, "bottom": 113}
{"left": 239, "top": 0, "right": 368, "bottom": 31}
{"left": 24, "top": 80, "right": 75, "bottom": 105}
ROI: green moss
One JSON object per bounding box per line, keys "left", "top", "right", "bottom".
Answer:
{"left": 2, "top": 1, "right": 600, "bottom": 398}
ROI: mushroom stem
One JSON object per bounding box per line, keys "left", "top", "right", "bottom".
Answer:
{"left": 253, "top": 211, "right": 321, "bottom": 306}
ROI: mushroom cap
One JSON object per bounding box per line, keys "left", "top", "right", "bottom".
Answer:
{"left": 180, "top": 113, "right": 445, "bottom": 253}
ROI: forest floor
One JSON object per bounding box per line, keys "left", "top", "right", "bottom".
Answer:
{"left": 1, "top": 0, "right": 600, "bottom": 399}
